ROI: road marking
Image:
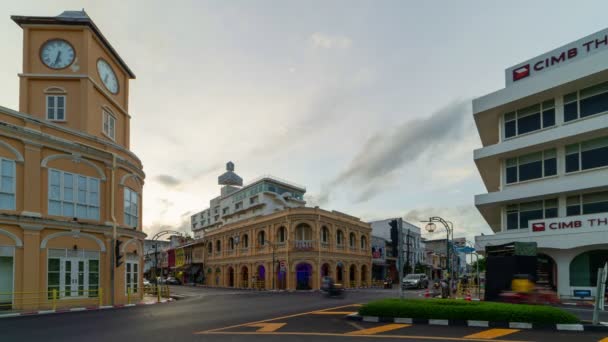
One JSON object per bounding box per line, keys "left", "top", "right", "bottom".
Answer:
{"left": 199, "top": 331, "right": 532, "bottom": 342}
{"left": 347, "top": 323, "right": 410, "bottom": 335}
{"left": 248, "top": 323, "right": 286, "bottom": 332}
{"left": 194, "top": 303, "right": 363, "bottom": 333}
{"left": 311, "top": 311, "right": 357, "bottom": 315}
{"left": 599, "top": 338, "right": 608, "bottom": 342}
{"left": 465, "top": 329, "right": 520, "bottom": 339}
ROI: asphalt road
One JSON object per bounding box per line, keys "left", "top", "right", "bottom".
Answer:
{"left": 0, "top": 286, "right": 607, "bottom": 342}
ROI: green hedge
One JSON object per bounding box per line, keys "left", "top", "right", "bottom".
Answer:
{"left": 359, "top": 299, "right": 579, "bottom": 324}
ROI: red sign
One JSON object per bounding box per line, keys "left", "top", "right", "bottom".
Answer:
{"left": 532, "top": 223, "right": 545, "bottom": 232}
{"left": 512, "top": 65, "right": 530, "bottom": 81}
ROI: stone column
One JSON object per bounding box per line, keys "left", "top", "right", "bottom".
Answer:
{"left": 20, "top": 225, "right": 41, "bottom": 309}
{"left": 22, "top": 142, "right": 41, "bottom": 217}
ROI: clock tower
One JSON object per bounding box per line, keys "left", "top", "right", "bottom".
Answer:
{"left": 12, "top": 10, "right": 135, "bottom": 148}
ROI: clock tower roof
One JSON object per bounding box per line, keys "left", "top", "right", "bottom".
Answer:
{"left": 11, "top": 10, "right": 136, "bottom": 79}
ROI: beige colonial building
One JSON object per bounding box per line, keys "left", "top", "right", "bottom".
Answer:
{"left": 202, "top": 207, "right": 372, "bottom": 290}
{"left": 0, "top": 11, "right": 145, "bottom": 310}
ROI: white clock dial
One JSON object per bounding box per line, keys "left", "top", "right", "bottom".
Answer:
{"left": 97, "top": 59, "right": 119, "bottom": 94}
{"left": 40, "top": 39, "right": 75, "bottom": 69}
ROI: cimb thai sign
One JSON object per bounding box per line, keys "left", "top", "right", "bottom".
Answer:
{"left": 506, "top": 27, "right": 608, "bottom": 85}
{"left": 530, "top": 214, "right": 608, "bottom": 233}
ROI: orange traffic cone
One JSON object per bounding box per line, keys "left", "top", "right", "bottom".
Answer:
{"left": 424, "top": 288, "right": 430, "bottom": 298}
{"left": 465, "top": 291, "right": 472, "bottom": 301}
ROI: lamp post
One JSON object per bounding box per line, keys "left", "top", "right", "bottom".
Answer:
{"left": 466, "top": 241, "right": 481, "bottom": 299}
{"left": 264, "top": 239, "right": 280, "bottom": 290}
{"left": 423, "top": 217, "right": 454, "bottom": 297}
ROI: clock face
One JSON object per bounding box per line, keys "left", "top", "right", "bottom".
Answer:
{"left": 40, "top": 39, "right": 75, "bottom": 69}
{"left": 96, "top": 59, "right": 119, "bottom": 94}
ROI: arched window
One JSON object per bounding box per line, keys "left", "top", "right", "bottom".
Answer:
{"left": 570, "top": 250, "right": 608, "bottom": 286}
{"left": 321, "top": 226, "right": 329, "bottom": 243}
{"left": 242, "top": 234, "right": 249, "bottom": 248}
{"left": 216, "top": 240, "right": 221, "bottom": 252}
{"left": 258, "top": 231, "right": 266, "bottom": 245}
{"left": 207, "top": 242, "right": 212, "bottom": 254}
{"left": 336, "top": 230, "right": 344, "bottom": 245}
{"left": 349, "top": 232, "right": 356, "bottom": 247}
{"left": 295, "top": 224, "right": 312, "bottom": 241}
{"left": 228, "top": 237, "right": 235, "bottom": 250}
{"left": 124, "top": 187, "right": 139, "bottom": 228}
{"left": 44, "top": 86, "right": 67, "bottom": 121}
{"left": 361, "top": 236, "right": 367, "bottom": 250}
{"left": 277, "top": 226, "right": 286, "bottom": 243}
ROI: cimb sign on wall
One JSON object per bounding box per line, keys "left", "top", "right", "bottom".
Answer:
{"left": 529, "top": 214, "right": 608, "bottom": 234}
{"left": 505, "top": 27, "right": 608, "bottom": 86}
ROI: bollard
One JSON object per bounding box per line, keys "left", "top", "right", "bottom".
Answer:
{"left": 166, "top": 285, "right": 170, "bottom": 299}
{"left": 99, "top": 288, "right": 103, "bottom": 307}
{"left": 52, "top": 289, "right": 58, "bottom": 310}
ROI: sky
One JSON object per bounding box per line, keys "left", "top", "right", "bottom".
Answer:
{"left": 2, "top": 1, "right": 608, "bottom": 242}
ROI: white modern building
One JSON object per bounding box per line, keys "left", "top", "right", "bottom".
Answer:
{"left": 370, "top": 219, "right": 424, "bottom": 273}
{"left": 190, "top": 162, "right": 306, "bottom": 239}
{"left": 474, "top": 28, "right": 608, "bottom": 299}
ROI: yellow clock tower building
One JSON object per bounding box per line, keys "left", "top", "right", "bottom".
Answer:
{"left": 0, "top": 10, "right": 145, "bottom": 310}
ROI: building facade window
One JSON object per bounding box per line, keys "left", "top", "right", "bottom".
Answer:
{"left": 124, "top": 187, "right": 138, "bottom": 228}
{"left": 565, "top": 136, "right": 608, "bottom": 173}
{"left": 228, "top": 237, "right": 234, "bottom": 250}
{"left": 46, "top": 95, "right": 66, "bottom": 121}
{"left": 102, "top": 109, "right": 116, "bottom": 140}
{"left": 336, "top": 230, "right": 344, "bottom": 245}
{"left": 48, "top": 169, "right": 100, "bottom": 220}
{"left": 506, "top": 198, "right": 558, "bottom": 230}
{"left": 506, "top": 149, "right": 557, "bottom": 184}
{"left": 277, "top": 227, "right": 286, "bottom": 243}
{"left": 125, "top": 255, "right": 139, "bottom": 294}
{"left": 242, "top": 234, "right": 248, "bottom": 248}
{"left": 47, "top": 249, "right": 99, "bottom": 299}
{"left": 570, "top": 250, "right": 608, "bottom": 286}
{"left": 222, "top": 207, "right": 229, "bottom": 215}
{"left": 207, "top": 242, "right": 212, "bottom": 254}
{"left": 361, "top": 236, "right": 367, "bottom": 250}
{"left": 215, "top": 240, "right": 221, "bottom": 252}
{"left": 349, "top": 233, "right": 356, "bottom": 248}
{"left": 258, "top": 231, "right": 265, "bottom": 245}
{"left": 321, "top": 226, "right": 329, "bottom": 243}
{"left": 567, "top": 191, "right": 608, "bottom": 216}
{"left": 564, "top": 81, "right": 608, "bottom": 122}
{"left": 0, "top": 158, "right": 16, "bottom": 210}
{"left": 250, "top": 196, "right": 258, "bottom": 205}
{"left": 235, "top": 201, "right": 243, "bottom": 211}
{"left": 504, "top": 100, "right": 555, "bottom": 139}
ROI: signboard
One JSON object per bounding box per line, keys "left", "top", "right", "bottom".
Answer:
{"left": 279, "top": 260, "right": 286, "bottom": 272}
{"left": 530, "top": 214, "right": 608, "bottom": 234}
{"left": 175, "top": 248, "right": 185, "bottom": 268}
{"left": 371, "top": 236, "right": 386, "bottom": 265}
{"left": 506, "top": 27, "right": 608, "bottom": 85}
{"left": 573, "top": 290, "right": 591, "bottom": 298}
{"left": 192, "top": 246, "right": 205, "bottom": 264}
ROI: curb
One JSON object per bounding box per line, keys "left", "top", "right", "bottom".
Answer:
{"left": 0, "top": 298, "right": 174, "bottom": 319}
{"left": 346, "top": 314, "right": 605, "bottom": 332}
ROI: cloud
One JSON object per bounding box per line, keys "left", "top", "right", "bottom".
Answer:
{"left": 155, "top": 174, "right": 182, "bottom": 187}
{"left": 321, "top": 99, "right": 472, "bottom": 202}
{"left": 309, "top": 32, "right": 352, "bottom": 49}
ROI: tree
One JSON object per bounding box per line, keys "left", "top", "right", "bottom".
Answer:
{"left": 470, "top": 257, "right": 486, "bottom": 274}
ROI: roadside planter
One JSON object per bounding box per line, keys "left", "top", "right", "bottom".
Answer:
{"left": 350, "top": 299, "right": 593, "bottom": 331}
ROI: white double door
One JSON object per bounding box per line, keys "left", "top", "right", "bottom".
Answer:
{"left": 59, "top": 257, "right": 89, "bottom": 298}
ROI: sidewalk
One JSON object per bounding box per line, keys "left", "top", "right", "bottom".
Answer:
{"left": 0, "top": 295, "right": 173, "bottom": 319}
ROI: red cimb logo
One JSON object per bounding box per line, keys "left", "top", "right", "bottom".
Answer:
{"left": 513, "top": 64, "right": 530, "bottom": 81}
{"left": 532, "top": 222, "right": 545, "bottom": 232}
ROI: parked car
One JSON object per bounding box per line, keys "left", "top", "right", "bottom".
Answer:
{"left": 402, "top": 273, "right": 429, "bottom": 289}
{"left": 165, "top": 276, "right": 182, "bottom": 285}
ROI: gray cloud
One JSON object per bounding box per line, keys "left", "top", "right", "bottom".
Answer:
{"left": 321, "top": 99, "right": 472, "bottom": 202}
{"left": 155, "top": 174, "right": 182, "bottom": 187}
{"left": 404, "top": 205, "right": 491, "bottom": 243}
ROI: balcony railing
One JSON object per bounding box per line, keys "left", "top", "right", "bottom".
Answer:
{"left": 293, "top": 240, "right": 315, "bottom": 251}
{"left": 335, "top": 244, "right": 345, "bottom": 250}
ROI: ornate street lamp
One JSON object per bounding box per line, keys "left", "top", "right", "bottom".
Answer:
{"left": 422, "top": 217, "right": 454, "bottom": 297}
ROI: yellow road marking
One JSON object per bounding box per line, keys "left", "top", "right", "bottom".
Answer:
{"left": 599, "top": 338, "right": 608, "bottom": 342}
{"left": 248, "top": 323, "right": 286, "bottom": 332}
{"left": 465, "top": 329, "right": 520, "bottom": 339}
{"left": 311, "top": 311, "right": 357, "bottom": 315}
{"left": 347, "top": 323, "right": 410, "bottom": 335}
{"left": 195, "top": 303, "right": 363, "bottom": 333}
{"left": 198, "top": 331, "right": 532, "bottom": 342}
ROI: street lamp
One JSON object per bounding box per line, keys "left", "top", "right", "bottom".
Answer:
{"left": 264, "top": 239, "right": 280, "bottom": 290}
{"left": 422, "top": 217, "right": 454, "bottom": 297}
{"left": 465, "top": 240, "right": 481, "bottom": 299}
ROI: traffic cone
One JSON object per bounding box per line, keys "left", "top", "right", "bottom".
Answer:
{"left": 465, "top": 290, "right": 472, "bottom": 301}
{"left": 424, "top": 288, "right": 430, "bottom": 298}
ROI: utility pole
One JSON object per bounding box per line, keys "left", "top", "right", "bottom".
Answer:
{"left": 405, "top": 229, "right": 411, "bottom": 275}
{"left": 398, "top": 218, "right": 404, "bottom": 299}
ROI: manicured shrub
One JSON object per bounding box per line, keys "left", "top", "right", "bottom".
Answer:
{"left": 358, "top": 299, "right": 579, "bottom": 324}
